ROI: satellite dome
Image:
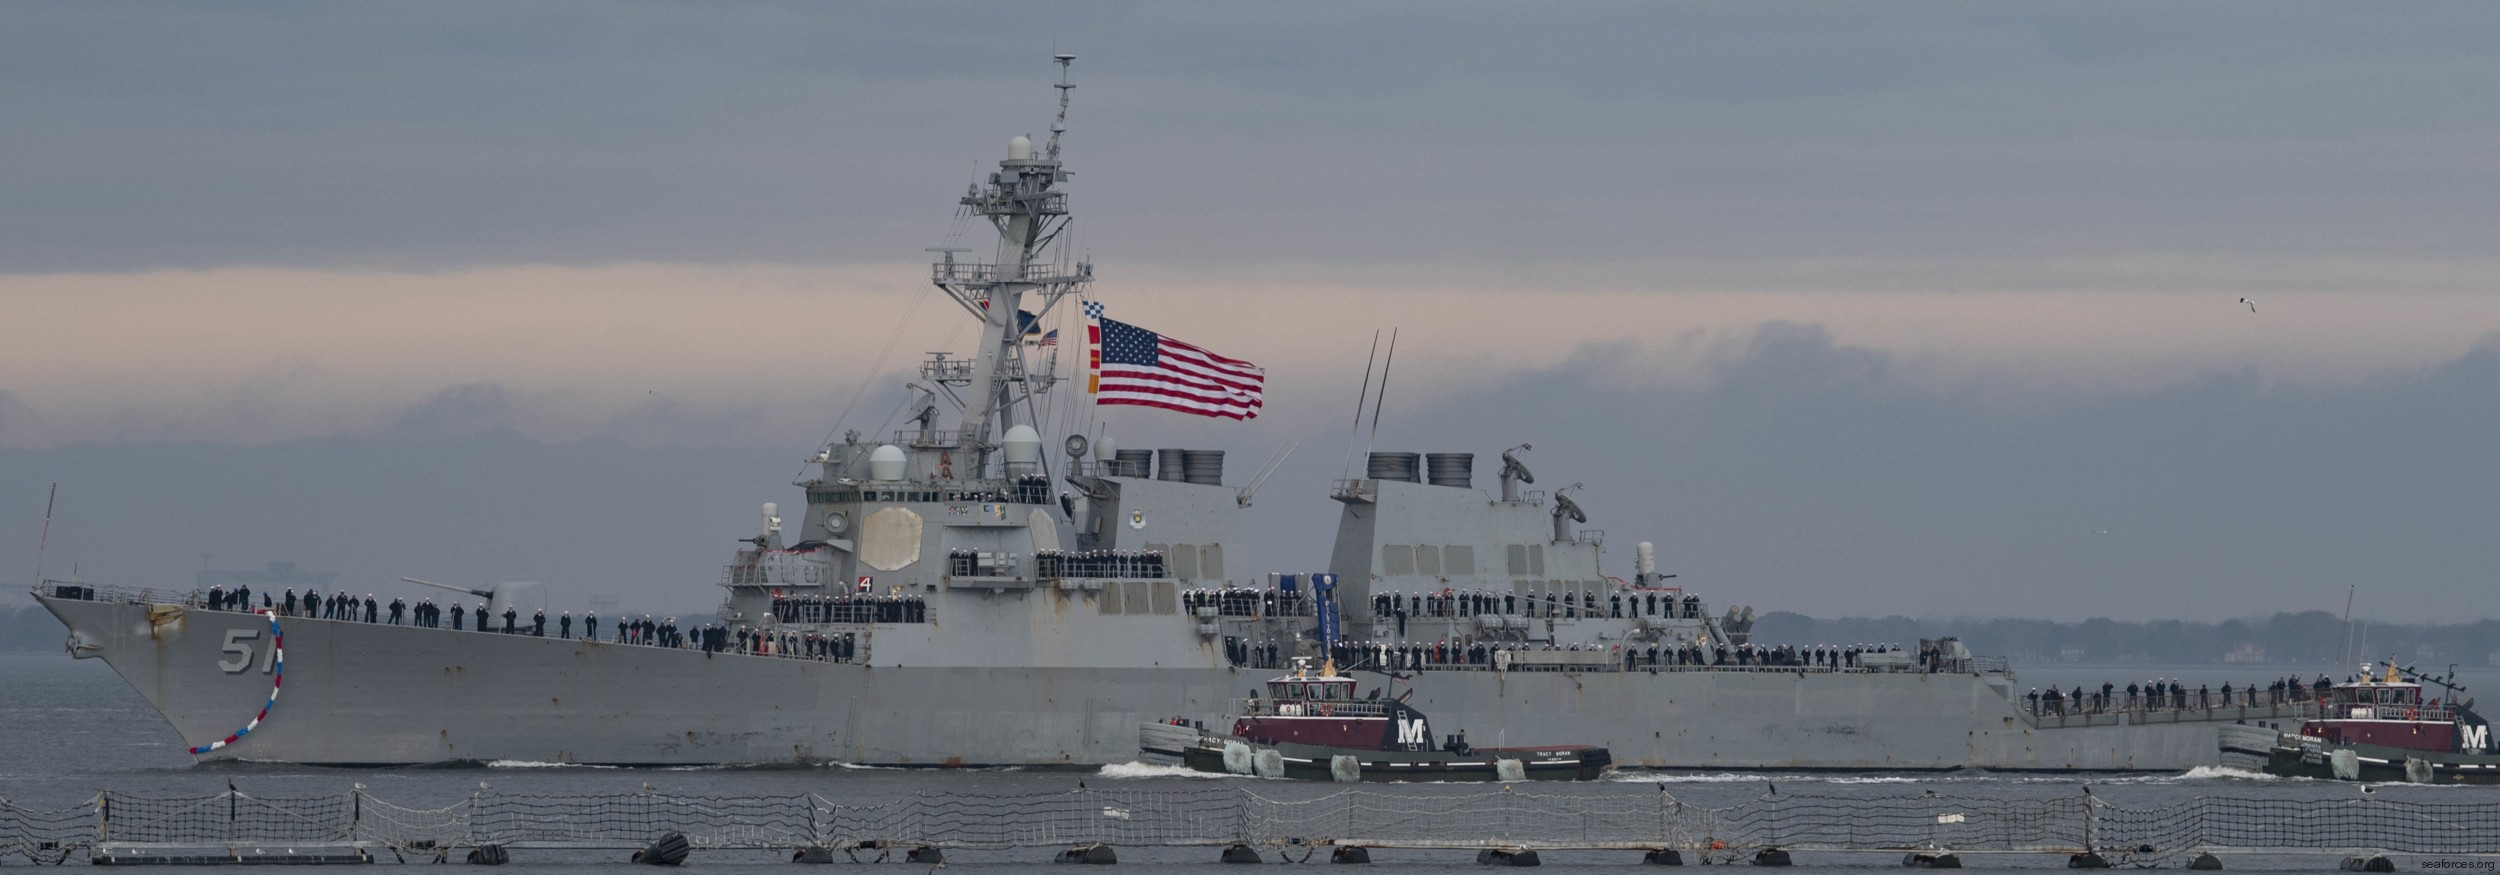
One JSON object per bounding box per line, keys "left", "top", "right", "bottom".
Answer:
{"left": 1003, "top": 425, "right": 1043, "bottom": 476}
{"left": 867, "top": 444, "right": 907, "bottom": 482}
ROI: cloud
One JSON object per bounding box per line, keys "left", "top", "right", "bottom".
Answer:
{"left": 4, "top": 261, "right": 2500, "bottom": 449}
{"left": 390, "top": 383, "right": 518, "bottom": 439}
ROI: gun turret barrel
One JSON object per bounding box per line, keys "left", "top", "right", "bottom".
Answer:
{"left": 401, "top": 577, "right": 493, "bottom": 599}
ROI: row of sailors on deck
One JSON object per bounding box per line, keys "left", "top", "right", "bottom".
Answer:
{"left": 1217, "top": 637, "right": 1918, "bottom": 672}
{"left": 1311, "top": 640, "right": 1908, "bottom": 671}
{"left": 769, "top": 593, "right": 928, "bottom": 625}
{"left": 202, "top": 585, "right": 865, "bottom": 662}
{"left": 2025, "top": 675, "right": 2345, "bottom": 715}
{"left": 1372, "top": 589, "right": 1708, "bottom": 622}
{"left": 1187, "top": 587, "right": 1310, "bottom": 618}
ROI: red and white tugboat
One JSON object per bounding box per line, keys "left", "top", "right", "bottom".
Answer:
{"left": 2219, "top": 661, "right": 2499, "bottom": 783}
{"left": 1143, "top": 658, "right": 1612, "bottom": 782}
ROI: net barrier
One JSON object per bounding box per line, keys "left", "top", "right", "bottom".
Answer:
{"left": 2096, "top": 795, "right": 2500, "bottom": 859}
{"left": 472, "top": 791, "right": 818, "bottom": 849}
{"left": 0, "top": 796, "right": 91, "bottom": 864}
{"left": 5, "top": 785, "right": 2497, "bottom": 858}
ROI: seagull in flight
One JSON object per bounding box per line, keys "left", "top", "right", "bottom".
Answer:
{"left": 2238, "top": 298, "right": 2257, "bottom": 313}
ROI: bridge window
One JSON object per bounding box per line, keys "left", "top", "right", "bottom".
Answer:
{"left": 1446, "top": 545, "right": 1475, "bottom": 575}
{"left": 1415, "top": 545, "right": 1441, "bottom": 575}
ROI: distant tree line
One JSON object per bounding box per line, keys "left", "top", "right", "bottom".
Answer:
{"left": 1750, "top": 610, "right": 2500, "bottom": 669}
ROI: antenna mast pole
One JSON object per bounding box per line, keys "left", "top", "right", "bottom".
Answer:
{"left": 1340, "top": 330, "right": 1381, "bottom": 479}
{"left": 1363, "top": 329, "right": 1399, "bottom": 462}
{"left": 33, "top": 482, "right": 55, "bottom": 583}
{"left": 2336, "top": 585, "right": 2355, "bottom": 666}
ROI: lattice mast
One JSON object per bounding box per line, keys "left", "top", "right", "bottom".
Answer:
{"left": 931, "top": 54, "right": 1091, "bottom": 475}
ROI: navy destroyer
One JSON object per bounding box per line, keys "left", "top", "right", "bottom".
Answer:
{"left": 35, "top": 58, "right": 2308, "bottom": 770}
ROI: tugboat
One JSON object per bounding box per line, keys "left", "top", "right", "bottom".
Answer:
{"left": 1145, "top": 658, "right": 1613, "bottom": 782}
{"left": 2218, "top": 661, "right": 2500, "bottom": 784}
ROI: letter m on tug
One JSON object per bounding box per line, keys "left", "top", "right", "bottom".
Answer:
{"left": 1396, "top": 716, "right": 1429, "bottom": 748}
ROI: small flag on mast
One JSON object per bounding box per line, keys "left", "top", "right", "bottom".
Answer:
{"left": 1036, "top": 329, "right": 1059, "bottom": 348}
{"left": 1084, "top": 300, "right": 1105, "bottom": 395}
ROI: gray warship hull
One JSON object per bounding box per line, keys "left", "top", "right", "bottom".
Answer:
{"left": 45, "top": 595, "right": 2262, "bottom": 770}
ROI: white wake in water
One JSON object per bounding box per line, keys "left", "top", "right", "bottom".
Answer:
{"left": 1096, "top": 761, "right": 1234, "bottom": 780}
{"left": 486, "top": 760, "right": 616, "bottom": 769}
{"left": 1609, "top": 771, "right": 1926, "bottom": 784}
{"left": 2175, "top": 765, "right": 2282, "bottom": 781}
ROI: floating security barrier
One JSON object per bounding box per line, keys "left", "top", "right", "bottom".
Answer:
{"left": 792, "top": 845, "right": 836, "bottom": 864}
{"left": 2188, "top": 852, "right": 2223, "bottom": 870}
{"left": 632, "top": 831, "right": 689, "bottom": 865}
{"left": 1332, "top": 846, "right": 1372, "bottom": 864}
{"left": 1221, "top": 842, "right": 1264, "bottom": 863}
{"left": 1056, "top": 843, "right": 1117, "bottom": 865}
{"left": 2067, "top": 852, "right": 2110, "bottom": 869}
{"left": 1331, "top": 755, "right": 1362, "bottom": 783}
{"left": 1477, "top": 848, "right": 1541, "bottom": 866}
{"left": 1903, "top": 850, "right": 1962, "bottom": 868}
{"left": 906, "top": 846, "right": 944, "bottom": 864}
{"left": 1753, "top": 848, "right": 1793, "bottom": 866}
{"left": 2344, "top": 856, "right": 2395, "bottom": 873}
{"left": 1643, "top": 848, "right": 1684, "bottom": 865}
{"left": 23, "top": 784, "right": 2500, "bottom": 864}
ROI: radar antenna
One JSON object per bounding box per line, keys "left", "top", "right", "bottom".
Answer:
{"left": 1552, "top": 483, "right": 1587, "bottom": 542}
{"left": 1498, "top": 444, "right": 1535, "bottom": 502}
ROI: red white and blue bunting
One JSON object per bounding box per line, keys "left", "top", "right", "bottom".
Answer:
{"left": 190, "top": 609, "right": 283, "bottom": 755}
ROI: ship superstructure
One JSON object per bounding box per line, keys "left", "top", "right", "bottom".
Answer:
{"left": 36, "top": 58, "right": 2307, "bottom": 771}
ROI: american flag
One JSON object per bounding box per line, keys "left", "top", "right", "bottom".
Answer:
{"left": 1095, "top": 317, "right": 1265, "bottom": 420}
{"left": 1035, "top": 329, "right": 1059, "bottom": 347}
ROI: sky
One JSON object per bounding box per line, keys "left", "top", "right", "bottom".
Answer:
{"left": 5, "top": 2, "right": 2498, "bottom": 622}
